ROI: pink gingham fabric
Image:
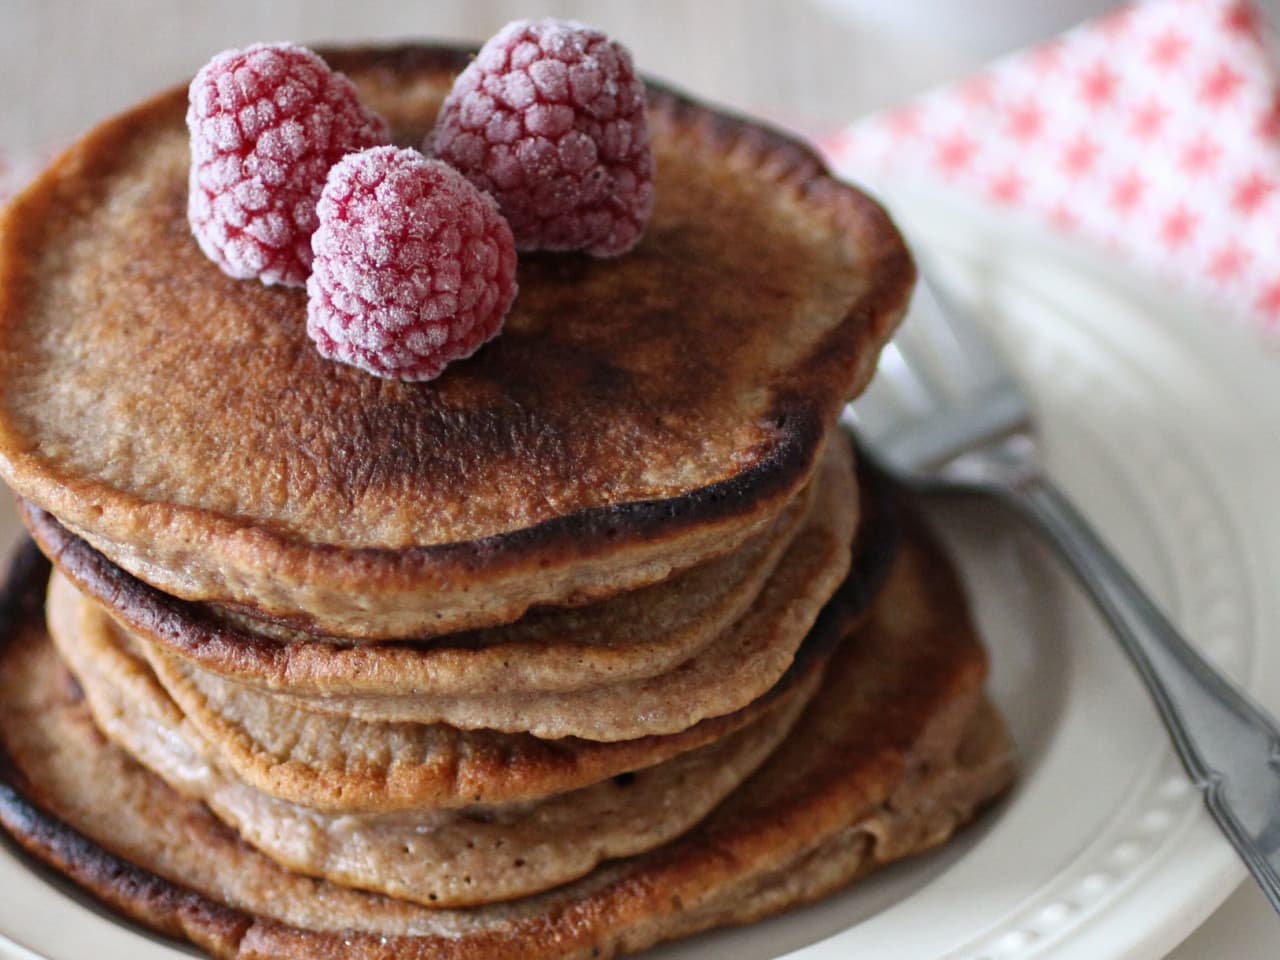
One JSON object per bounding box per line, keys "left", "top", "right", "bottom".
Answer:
{"left": 821, "top": 0, "right": 1280, "bottom": 337}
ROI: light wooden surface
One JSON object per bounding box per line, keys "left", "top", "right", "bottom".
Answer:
{"left": 0, "top": 2, "right": 1275, "bottom": 957}
{"left": 0, "top": 0, "right": 988, "bottom": 153}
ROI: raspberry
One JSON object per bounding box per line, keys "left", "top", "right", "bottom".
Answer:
{"left": 432, "top": 19, "right": 654, "bottom": 257}
{"left": 306, "top": 146, "right": 518, "bottom": 381}
{"left": 187, "top": 43, "right": 390, "bottom": 286}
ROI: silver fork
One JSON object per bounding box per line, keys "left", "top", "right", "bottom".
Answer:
{"left": 844, "top": 268, "right": 1280, "bottom": 915}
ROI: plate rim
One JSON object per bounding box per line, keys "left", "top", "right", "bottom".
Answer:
{"left": 790, "top": 181, "right": 1279, "bottom": 960}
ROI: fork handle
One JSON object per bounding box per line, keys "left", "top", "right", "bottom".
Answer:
{"left": 999, "top": 475, "right": 1280, "bottom": 913}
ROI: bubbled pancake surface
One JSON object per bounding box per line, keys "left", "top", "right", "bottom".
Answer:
{"left": 0, "top": 508, "right": 1014, "bottom": 960}
{"left": 47, "top": 569, "right": 816, "bottom": 908}
{"left": 0, "top": 44, "right": 913, "bottom": 639}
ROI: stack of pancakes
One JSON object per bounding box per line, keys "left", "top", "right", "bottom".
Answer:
{"left": 0, "top": 45, "right": 1015, "bottom": 959}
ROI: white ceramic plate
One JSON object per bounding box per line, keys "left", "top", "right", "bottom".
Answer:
{"left": 0, "top": 191, "right": 1276, "bottom": 960}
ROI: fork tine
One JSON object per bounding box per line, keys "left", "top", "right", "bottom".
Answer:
{"left": 874, "top": 273, "right": 1007, "bottom": 414}
{"left": 914, "top": 264, "right": 1021, "bottom": 392}
{"left": 843, "top": 370, "right": 908, "bottom": 441}
{"left": 891, "top": 286, "right": 980, "bottom": 403}
{"left": 876, "top": 340, "right": 942, "bottom": 417}
{"left": 903, "top": 282, "right": 973, "bottom": 370}
{"left": 847, "top": 259, "right": 1033, "bottom": 475}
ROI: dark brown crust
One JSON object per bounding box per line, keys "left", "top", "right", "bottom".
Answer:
{"left": 0, "top": 537, "right": 47, "bottom": 628}
{"left": 0, "top": 544, "right": 255, "bottom": 956}
{"left": 0, "top": 780, "right": 253, "bottom": 957}
{"left": 0, "top": 500, "right": 1011, "bottom": 960}
{"left": 0, "top": 43, "right": 914, "bottom": 638}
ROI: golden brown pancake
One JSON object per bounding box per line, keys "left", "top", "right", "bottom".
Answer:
{"left": 79, "top": 489, "right": 867, "bottom": 813}
{"left": 123, "top": 438, "right": 855, "bottom": 742}
{"left": 21, "top": 441, "right": 824, "bottom": 699}
{"left": 0, "top": 44, "right": 912, "bottom": 640}
{"left": 48, "top": 568, "right": 816, "bottom": 908}
{"left": 29, "top": 500, "right": 873, "bottom": 814}
{"left": 47, "top": 563, "right": 829, "bottom": 814}
{"left": 22, "top": 482, "right": 813, "bottom": 693}
{"left": 0, "top": 506, "right": 1013, "bottom": 959}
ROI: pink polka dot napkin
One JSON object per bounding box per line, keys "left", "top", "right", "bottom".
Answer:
{"left": 820, "top": 0, "right": 1280, "bottom": 338}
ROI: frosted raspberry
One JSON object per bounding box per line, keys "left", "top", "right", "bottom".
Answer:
{"left": 432, "top": 19, "right": 654, "bottom": 257}
{"left": 306, "top": 146, "right": 518, "bottom": 381}
{"left": 186, "top": 43, "right": 390, "bottom": 286}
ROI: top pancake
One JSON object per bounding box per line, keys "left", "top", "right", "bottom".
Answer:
{"left": 0, "top": 44, "right": 912, "bottom": 639}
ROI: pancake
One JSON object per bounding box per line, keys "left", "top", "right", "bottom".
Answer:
{"left": 37, "top": 505, "right": 874, "bottom": 814}
{"left": 0, "top": 44, "right": 913, "bottom": 640}
{"left": 80, "top": 639, "right": 827, "bottom": 816}
{"left": 131, "top": 437, "right": 856, "bottom": 742}
{"left": 0, "top": 506, "right": 1014, "bottom": 958}
{"left": 98, "top": 466, "right": 865, "bottom": 811}
{"left": 48, "top": 568, "right": 816, "bottom": 907}
{"left": 22, "top": 443, "right": 821, "bottom": 698}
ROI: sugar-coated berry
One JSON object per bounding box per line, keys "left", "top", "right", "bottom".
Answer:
{"left": 432, "top": 19, "right": 654, "bottom": 257}
{"left": 187, "top": 43, "right": 390, "bottom": 286}
{"left": 306, "top": 146, "right": 518, "bottom": 381}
